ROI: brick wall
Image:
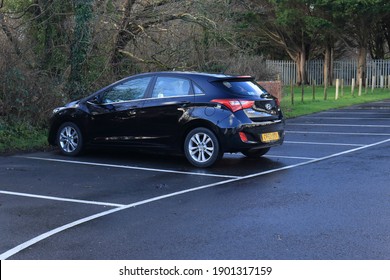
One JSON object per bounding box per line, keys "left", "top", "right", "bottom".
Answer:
{"left": 257, "top": 81, "right": 283, "bottom": 101}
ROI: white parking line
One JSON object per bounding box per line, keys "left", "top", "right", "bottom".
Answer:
{"left": 2, "top": 137, "right": 390, "bottom": 260}
{"left": 265, "top": 155, "right": 317, "bottom": 160}
{"left": 286, "top": 131, "right": 390, "bottom": 136}
{"left": 0, "top": 190, "right": 126, "bottom": 208}
{"left": 300, "top": 116, "right": 390, "bottom": 120}
{"left": 289, "top": 123, "right": 390, "bottom": 128}
{"left": 284, "top": 141, "right": 365, "bottom": 147}
{"left": 317, "top": 111, "right": 390, "bottom": 115}
{"left": 17, "top": 156, "right": 240, "bottom": 179}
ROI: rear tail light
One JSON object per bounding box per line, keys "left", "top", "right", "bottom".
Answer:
{"left": 239, "top": 132, "right": 248, "bottom": 143}
{"left": 211, "top": 99, "right": 255, "bottom": 112}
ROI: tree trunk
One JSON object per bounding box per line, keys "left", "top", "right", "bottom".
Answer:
{"left": 68, "top": 0, "right": 94, "bottom": 100}
{"left": 295, "top": 51, "right": 307, "bottom": 86}
{"left": 323, "top": 46, "right": 330, "bottom": 88}
{"left": 329, "top": 47, "right": 334, "bottom": 86}
{"left": 110, "top": 0, "right": 137, "bottom": 74}
{"left": 0, "top": 12, "right": 21, "bottom": 56}
{"left": 323, "top": 44, "right": 334, "bottom": 87}
{"left": 357, "top": 46, "right": 367, "bottom": 87}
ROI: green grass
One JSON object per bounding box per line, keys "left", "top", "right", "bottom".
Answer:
{"left": 1, "top": 85, "right": 389, "bottom": 154}
{"left": 281, "top": 85, "right": 390, "bottom": 118}
{"left": 0, "top": 121, "right": 49, "bottom": 154}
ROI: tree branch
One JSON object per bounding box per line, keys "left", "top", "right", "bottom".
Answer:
{"left": 119, "top": 49, "right": 169, "bottom": 69}
{"left": 0, "top": 12, "right": 21, "bottom": 56}
{"left": 136, "top": 13, "right": 216, "bottom": 30}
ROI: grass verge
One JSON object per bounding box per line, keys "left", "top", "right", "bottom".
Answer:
{"left": 0, "top": 120, "right": 49, "bottom": 154}
{"left": 281, "top": 85, "right": 390, "bottom": 118}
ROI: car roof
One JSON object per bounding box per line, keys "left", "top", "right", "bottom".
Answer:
{"left": 132, "top": 71, "right": 253, "bottom": 81}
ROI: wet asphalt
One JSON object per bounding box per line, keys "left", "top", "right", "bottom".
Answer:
{"left": 1, "top": 100, "right": 390, "bottom": 260}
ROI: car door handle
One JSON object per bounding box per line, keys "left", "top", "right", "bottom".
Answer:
{"left": 178, "top": 101, "right": 190, "bottom": 107}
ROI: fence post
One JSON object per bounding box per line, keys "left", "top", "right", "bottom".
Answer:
{"left": 335, "top": 79, "right": 339, "bottom": 100}
{"left": 312, "top": 80, "right": 316, "bottom": 100}
{"left": 351, "top": 78, "right": 355, "bottom": 96}
{"left": 380, "top": 75, "right": 384, "bottom": 88}
{"left": 388, "top": 75, "right": 390, "bottom": 89}
{"left": 372, "top": 76, "right": 375, "bottom": 93}
{"left": 341, "top": 79, "right": 344, "bottom": 96}
{"left": 358, "top": 78, "right": 362, "bottom": 96}
{"left": 290, "top": 81, "right": 294, "bottom": 105}
{"left": 324, "top": 83, "right": 327, "bottom": 100}
{"left": 365, "top": 78, "right": 368, "bottom": 94}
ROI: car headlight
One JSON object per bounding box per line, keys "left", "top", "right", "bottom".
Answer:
{"left": 52, "top": 107, "right": 66, "bottom": 114}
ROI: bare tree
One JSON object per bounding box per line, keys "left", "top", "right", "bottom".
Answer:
{"left": 109, "top": 0, "right": 216, "bottom": 74}
{"left": 0, "top": 1, "right": 21, "bottom": 56}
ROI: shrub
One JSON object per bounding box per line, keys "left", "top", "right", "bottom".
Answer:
{"left": 0, "top": 119, "right": 48, "bottom": 153}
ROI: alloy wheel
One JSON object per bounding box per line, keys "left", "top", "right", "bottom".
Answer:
{"left": 188, "top": 132, "right": 215, "bottom": 163}
{"left": 184, "top": 127, "right": 221, "bottom": 167}
{"left": 57, "top": 122, "right": 83, "bottom": 156}
{"left": 59, "top": 126, "right": 79, "bottom": 153}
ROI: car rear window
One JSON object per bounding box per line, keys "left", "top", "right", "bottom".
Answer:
{"left": 217, "top": 80, "right": 267, "bottom": 97}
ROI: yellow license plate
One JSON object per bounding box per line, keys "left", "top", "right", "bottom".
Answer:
{"left": 261, "top": 132, "right": 280, "bottom": 143}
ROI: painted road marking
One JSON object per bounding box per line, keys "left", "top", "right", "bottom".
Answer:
{"left": 288, "top": 123, "right": 390, "bottom": 128}
{"left": 315, "top": 111, "right": 390, "bottom": 115}
{"left": 0, "top": 190, "right": 125, "bottom": 208}
{"left": 299, "top": 116, "right": 390, "bottom": 120}
{"left": 284, "top": 141, "right": 365, "bottom": 147}
{"left": 265, "top": 155, "right": 317, "bottom": 160}
{"left": 16, "top": 156, "right": 240, "bottom": 179}
{"left": 2, "top": 137, "right": 390, "bottom": 260}
{"left": 286, "top": 131, "right": 390, "bottom": 136}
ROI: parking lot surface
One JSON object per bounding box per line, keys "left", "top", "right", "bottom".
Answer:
{"left": 1, "top": 100, "right": 390, "bottom": 259}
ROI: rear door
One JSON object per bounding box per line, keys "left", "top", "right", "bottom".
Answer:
{"left": 137, "top": 76, "right": 195, "bottom": 148}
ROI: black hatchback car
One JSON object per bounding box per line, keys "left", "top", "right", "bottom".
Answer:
{"left": 48, "top": 72, "right": 285, "bottom": 167}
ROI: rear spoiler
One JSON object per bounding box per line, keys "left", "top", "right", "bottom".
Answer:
{"left": 208, "top": 75, "right": 255, "bottom": 83}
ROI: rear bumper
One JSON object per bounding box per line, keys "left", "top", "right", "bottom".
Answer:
{"left": 218, "top": 119, "right": 285, "bottom": 152}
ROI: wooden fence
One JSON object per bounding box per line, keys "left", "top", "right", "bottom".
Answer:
{"left": 266, "top": 59, "right": 390, "bottom": 87}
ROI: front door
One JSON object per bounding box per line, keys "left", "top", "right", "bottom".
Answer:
{"left": 86, "top": 76, "right": 153, "bottom": 146}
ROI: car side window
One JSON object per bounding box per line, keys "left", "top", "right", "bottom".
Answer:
{"left": 101, "top": 77, "right": 152, "bottom": 103}
{"left": 193, "top": 83, "right": 204, "bottom": 95}
{"left": 151, "top": 77, "right": 191, "bottom": 98}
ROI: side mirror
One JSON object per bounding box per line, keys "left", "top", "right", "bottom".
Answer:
{"left": 103, "top": 103, "right": 115, "bottom": 111}
{"left": 88, "top": 95, "right": 102, "bottom": 105}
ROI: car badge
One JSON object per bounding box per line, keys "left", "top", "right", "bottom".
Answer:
{"left": 265, "top": 103, "right": 272, "bottom": 110}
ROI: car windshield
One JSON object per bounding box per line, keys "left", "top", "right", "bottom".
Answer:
{"left": 216, "top": 80, "right": 267, "bottom": 97}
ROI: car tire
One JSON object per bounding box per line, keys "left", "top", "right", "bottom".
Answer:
{"left": 242, "top": 147, "right": 270, "bottom": 158}
{"left": 184, "top": 127, "right": 222, "bottom": 168}
{"left": 57, "top": 122, "right": 84, "bottom": 156}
